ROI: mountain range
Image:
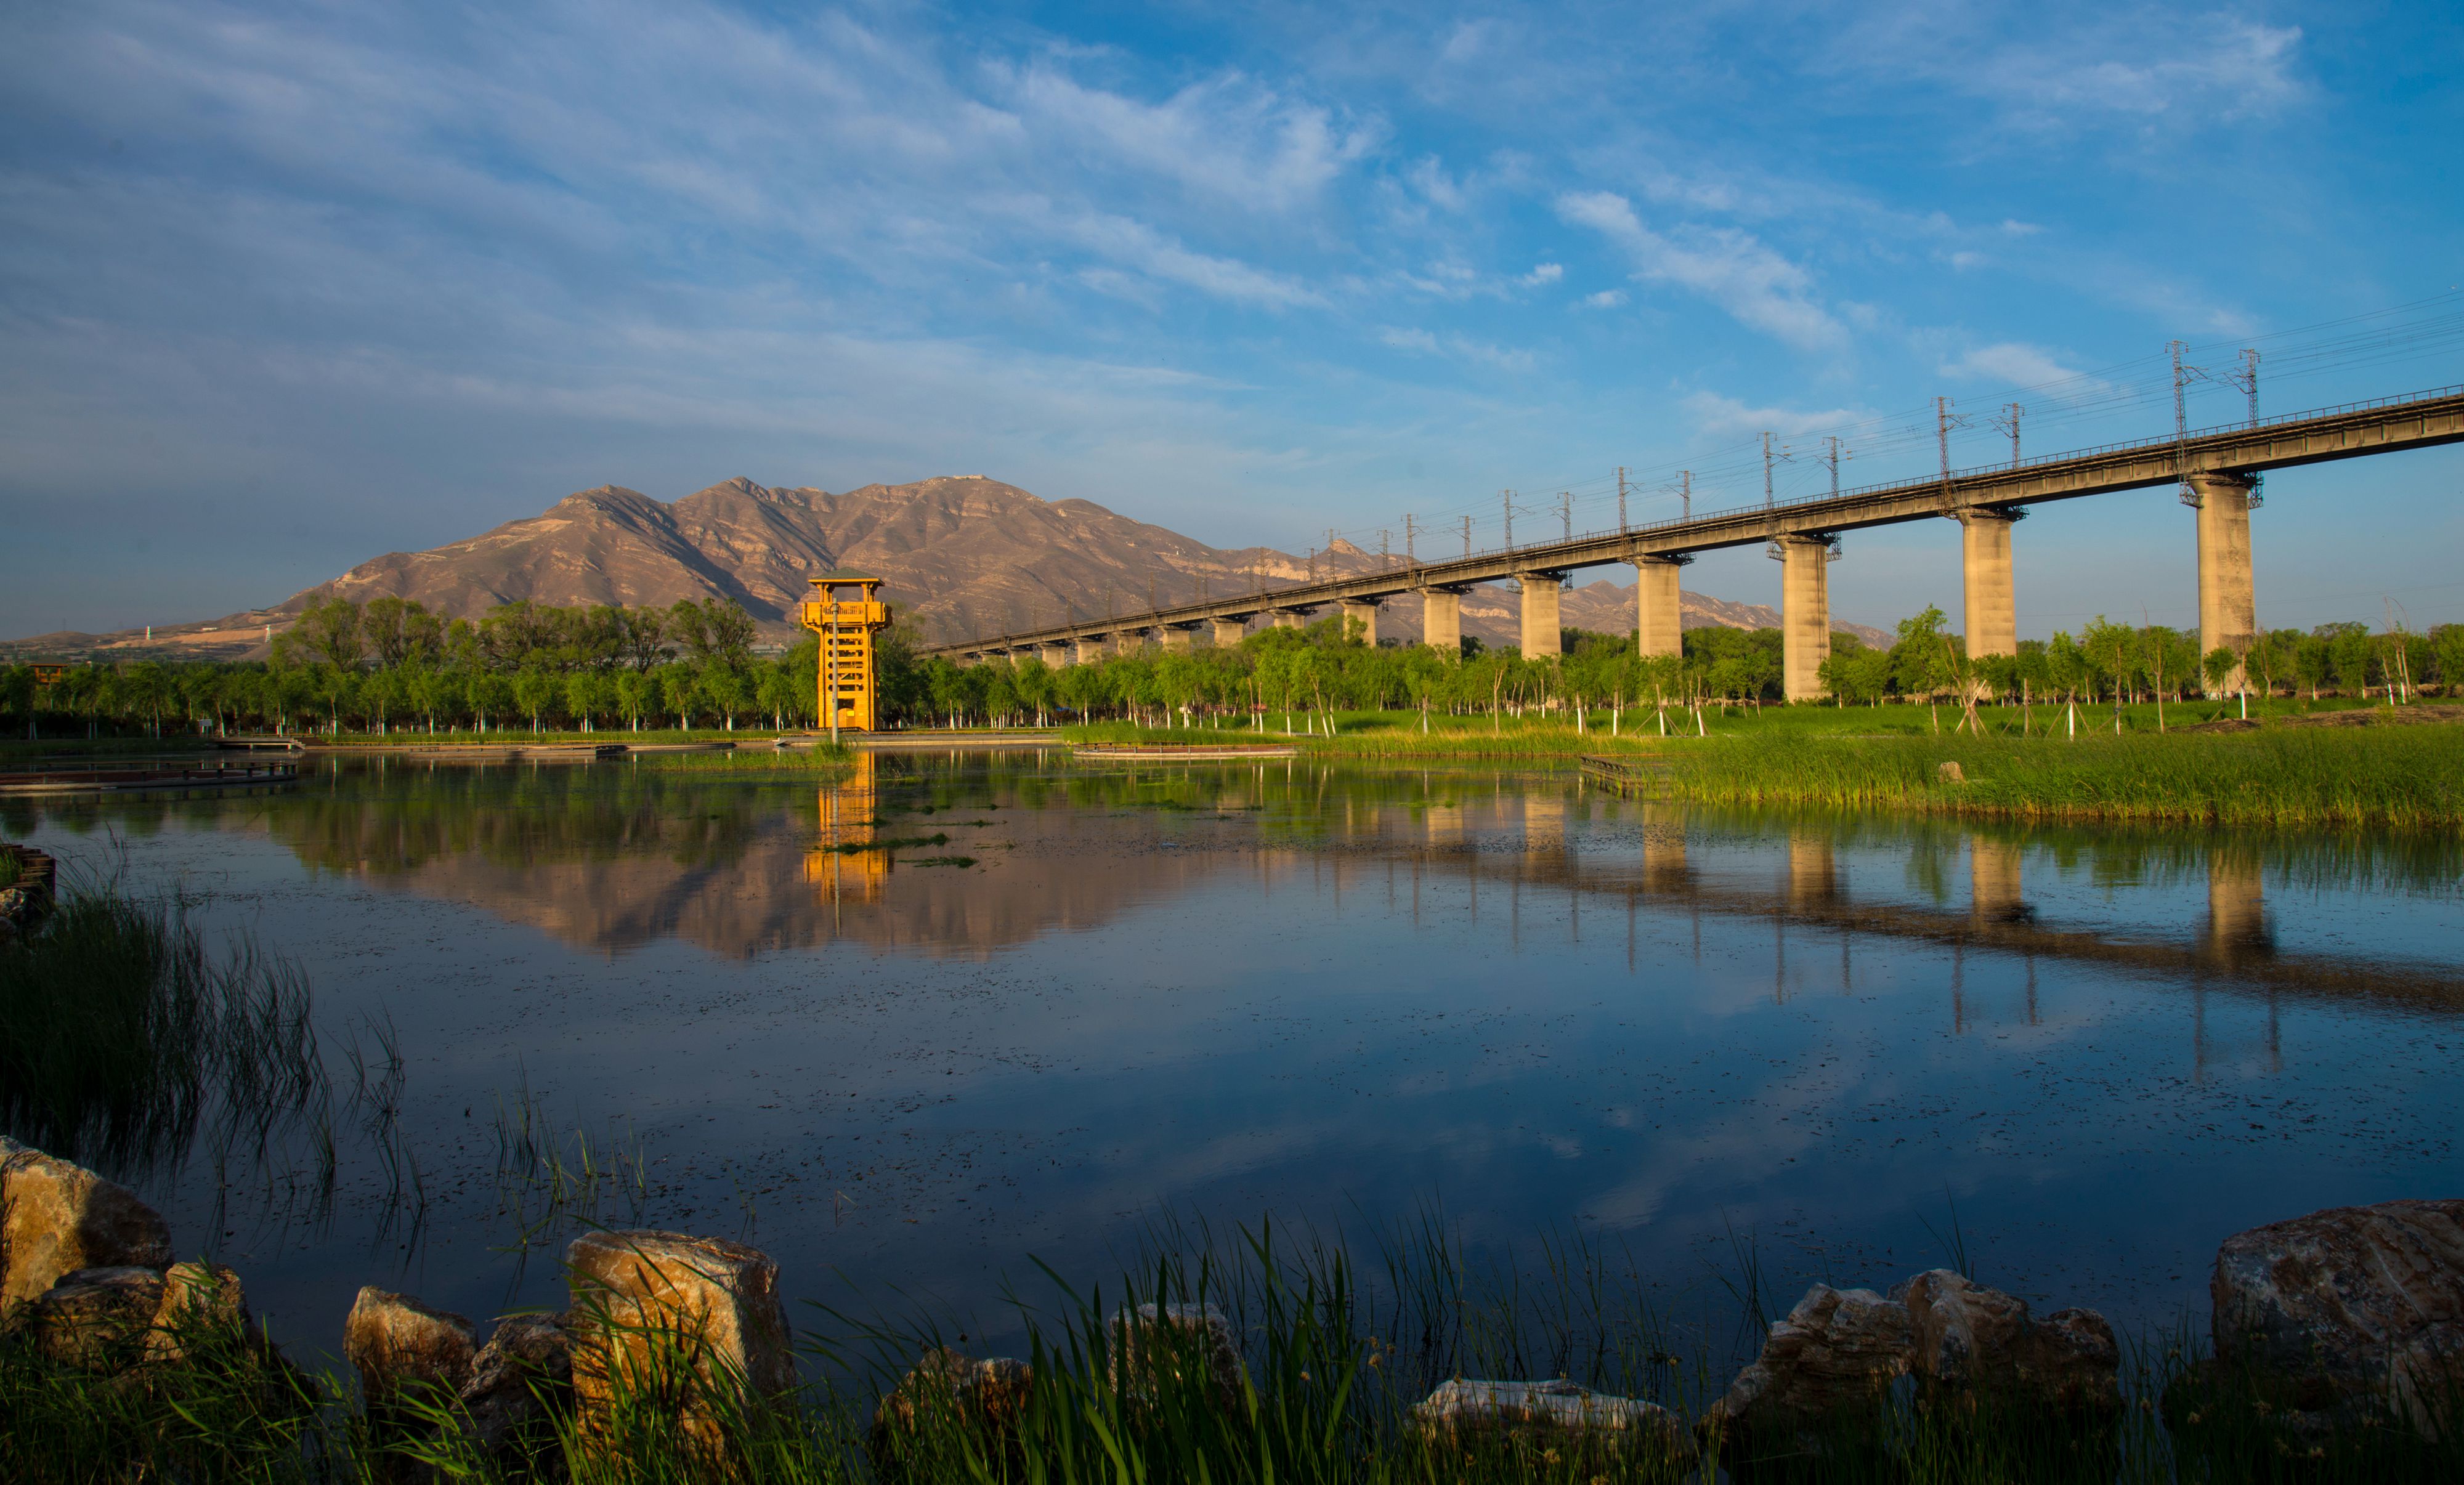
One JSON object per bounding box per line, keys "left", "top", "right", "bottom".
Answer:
{"left": 4, "top": 476, "right": 1889, "bottom": 658}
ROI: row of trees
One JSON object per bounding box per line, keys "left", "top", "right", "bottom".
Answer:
{"left": 892, "top": 611, "right": 2464, "bottom": 732}
{"left": 6, "top": 593, "right": 2459, "bottom": 738}
{"left": 1820, "top": 613, "right": 2459, "bottom": 711}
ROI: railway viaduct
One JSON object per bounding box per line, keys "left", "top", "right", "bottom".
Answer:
{"left": 923, "top": 384, "right": 2464, "bottom": 700}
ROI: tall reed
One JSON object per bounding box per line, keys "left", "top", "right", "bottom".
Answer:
{"left": 0, "top": 880, "right": 327, "bottom": 1172}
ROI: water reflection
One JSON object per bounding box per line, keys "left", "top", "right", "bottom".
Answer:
{"left": 11, "top": 750, "right": 2463, "bottom": 1361}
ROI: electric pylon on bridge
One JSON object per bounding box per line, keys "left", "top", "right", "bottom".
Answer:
{"left": 800, "top": 573, "right": 891, "bottom": 734}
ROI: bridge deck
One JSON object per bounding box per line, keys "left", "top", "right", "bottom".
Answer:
{"left": 925, "top": 383, "right": 2464, "bottom": 657}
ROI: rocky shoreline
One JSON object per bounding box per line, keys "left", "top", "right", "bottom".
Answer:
{"left": 3, "top": 1133, "right": 2458, "bottom": 1474}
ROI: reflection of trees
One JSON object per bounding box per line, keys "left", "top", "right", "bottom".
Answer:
{"left": 269, "top": 759, "right": 817, "bottom": 876}
{"left": 28, "top": 754, "right": 2459, "bottom": 979}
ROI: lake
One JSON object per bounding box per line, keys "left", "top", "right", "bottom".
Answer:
{"left": 9, "top": 747, "right": 2462, "bottom": 1368}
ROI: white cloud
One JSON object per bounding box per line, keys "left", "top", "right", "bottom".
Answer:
{"left": 1377, "top": 326, "right": 1533, "bottom": 373}
{"left": 1932, "top": 17, "right": 2307, "bottom": 130}
{"left": 1680, "top": 391, "right": 1870, "bottom": 440}
{"left": 1405, "top": 156, "right": 1465, "bottom": 211}
{"left": 1581, "top": 289, "right": 1627, "bottom": 309}
{"left": 1941, "top": 342, "right": 2096, "bottom": 389}
{"left": 1048, "top": 209, "right": 1326, "bottom": 309}
{"left": 1000, "top": 64, "right": 1380, "bottom": 214}
{"left": 1520, "top": 262, "right": 1564, "bottom": 286}
{"left": 1555, "top": 191, "right": 1844, "bottom": 350}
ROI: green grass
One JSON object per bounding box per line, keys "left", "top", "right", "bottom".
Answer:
{"left": 1061, "top": 703, "right": 2464, "bottom": 827}
{"left": 1651, "top": 726, "right": 2464, "bottom": 828}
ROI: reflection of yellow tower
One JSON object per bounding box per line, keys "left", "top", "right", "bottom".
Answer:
{"left": 798, "top": 573, "right": 892, "bottom": 734}
{"left": 804, "top": 751, "right": 886, "bottom": 903}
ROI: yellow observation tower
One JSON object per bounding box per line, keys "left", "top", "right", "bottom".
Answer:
{"left": 800, "top": 572, "right": 891, "bottom": 735}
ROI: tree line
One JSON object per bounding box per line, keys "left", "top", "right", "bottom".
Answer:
{"left": 5, "top": 593, "right": 2458, "bottom": 738}
{"left": 888, "top": 609, "right": 2464, "bottom": 732}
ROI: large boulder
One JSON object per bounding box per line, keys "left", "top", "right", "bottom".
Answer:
{"left": 1900, "top": 1269, "right": 2119, "bottom": 1415}
{"left": 1412, "top": 1378, "right": 1690, "bottom": 1465}
{"left": 345, "top": 1287, "right": 478, "bottom": 1425}
{"left": 2211, "top": 1197, "right": 2464, "bottom": 1437}
{"left": 460, "top": 1314, "right": 575, "bottom": 1467}
{"left": 0, "top": 1138, "right": 173, "bottom": 1311}
{"left": 17, "top": 1265, "right": 166, "bottom": 1369}
{"left": 1108, "top": 1301, "right": 1246, "bottom": 1409}
{"left": 1699, "top": 1285, "right": 1913, "bottom": 1463}
{"left": 565, "top": 1230, "right": 796, "bottom": 1454}
{"left": 870, "top": 1348, "right": 1035, "bottom": 1473}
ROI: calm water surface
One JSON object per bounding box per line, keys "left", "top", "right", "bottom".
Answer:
{"left": 9, "top": 748, "right": 2462, "bottom": 1365}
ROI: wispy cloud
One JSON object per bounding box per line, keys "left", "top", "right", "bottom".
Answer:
{"left": 1555, "top": 191, "right": 1844, "bottom": 350}
{"left": 997, "top": 64, "right": 1380, "bottom": 213}
{"left": 1940, "top": 342, "right": 2096, "bottom": 389}
{"left": 1680, "top": 391, "right": 1871, "bottom": 440}
{"left": 1378, "top": 326, "right": 1534, "bottom": 373}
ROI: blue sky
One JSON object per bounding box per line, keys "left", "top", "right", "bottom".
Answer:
{"left": 2, "top": 0, "right": 2459, "bottom": 640}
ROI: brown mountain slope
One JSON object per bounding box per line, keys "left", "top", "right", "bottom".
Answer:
{"left": 5, "top": 475, "right": 1890, "bottom": 658}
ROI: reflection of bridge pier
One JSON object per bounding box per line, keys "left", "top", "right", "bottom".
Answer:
{"left": 1786, "top": 833, "right": 1838, "bottom": 908}
{"left": 1640, "top": 804, "right": 1689, "bottom": 890}
{"left": 1970, "top": 836, "right": 2025, "bottom": 923}
{"left": 2206, "top": 848, "right": 2271, "bottom": 958}
{"left": 1522, "top": 796, "right": 1566, "bottom": 857}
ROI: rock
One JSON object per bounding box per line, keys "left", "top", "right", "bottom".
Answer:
{"left": 2020, "top": 1307, "right": 2123, "bottom": 1415}
{"left": 1108, "top": 1301, "right": 1246, "bottom": 1408}
{"left": 0, "top": 1138, "right": 174, "bottom": 1311}
{"left": 1412, "top": 1378, "right": 1689, "bottom": 1463}
{"left": 1699, "top": 1285, "right": 1912, "bottom": 1463}
{"left": 1899, "top": 1269, "right": 2119, "bottom": 1415}
{"left": 460, "top": 1314, "right": 575, "bottom": 1466}
{"left": 18, "top": 1266, "right": 166, "bottom": 1369}
{"left": 142, "top": 1260, "right": 251, "bottom": 1366}
{"left": 345, "top": 1286, "right": 478, "bottom": 1425}
{"left": 1937, "top": 761, "right": 1966, "bottom": 783}
{"left": 565, "top": 1229, "right": 795, "bottom": 1452}
{"left": 870, "top": 1348, "right": 1034, "bottom": 1471}
{"left": 2212, "top": 1196, "right": 2464, "bottom": 1437}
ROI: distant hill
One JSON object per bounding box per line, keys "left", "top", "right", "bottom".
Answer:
{"left": 2, "top": 475, "right": 1890, "bottom": 659}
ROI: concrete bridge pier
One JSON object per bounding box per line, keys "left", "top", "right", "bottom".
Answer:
{"left": 1211, "top": 617, "right": 1249, "bottom": 647}
{"left": 1157, "top": 625, "right": 1195, "bottom": 652}
{"left": 1970, "top": 836, "right": 2024, "bottom": 923}
{"left": 1420, "top": 587, "right": 1464, "bottom": 654}
{"left": 1956, "top": 510, "right": 2020, "bottom": 662}
{"left": 2190, "top": 471, "right": 2259, "bottom": 694}
{"left": 1634, "top": 554, "right": 1687, "bottom": 658}
{"left": 1270, "top": 607, "right": 1311, "bottom": 630}
{"left": 1339, "top": 599, "right": 1381, "bottom": 645}
{"left": 1773, "top": 535, "right": 1835, "bottom": 702}
{"left": 1518, "top": 572, "right": 1564, "bottom": 658}
{"left": 1114, "top": 629, "right": 1145, "bottom": 657}
{"left": 1074, "top": 637, "right": 1108, "bottom": 665}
